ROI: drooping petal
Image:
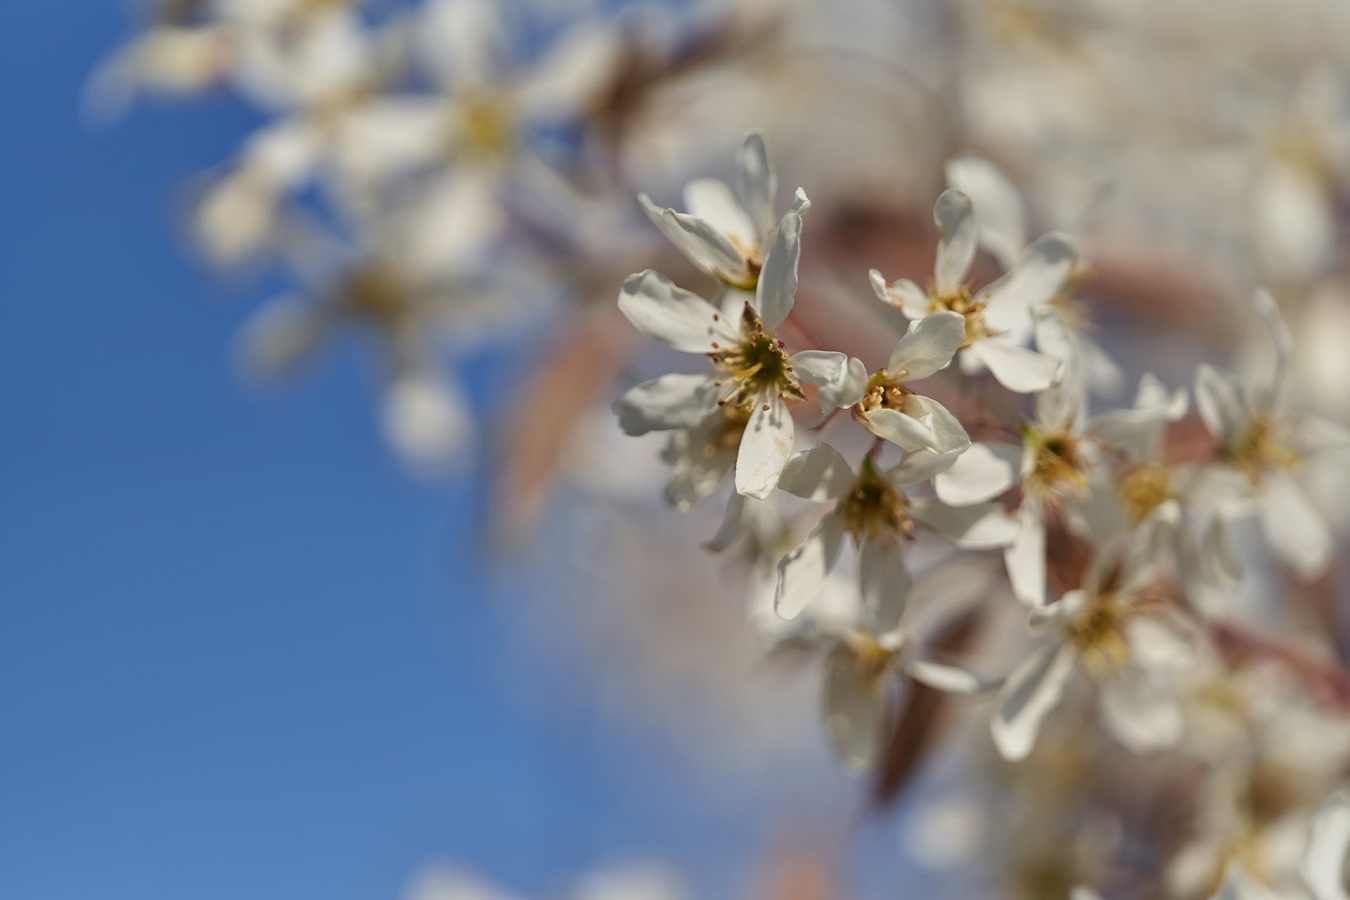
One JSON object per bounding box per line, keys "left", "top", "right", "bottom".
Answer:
{"left": 638, "top": 195, "right": 745, "bottom": 281}
{"left": 704, "top": 492, "right": 747, "bottom": 553}
{"left": 903, "top": 395, "right": 971, "bottom": 454}
{"left": 970, "top": 339, "right": 1062, "bottom": 394}
{"left": 683, "top": 178, "right": 757, "bottom": 250}
{"left": 776, "top": 513, "right": 846, "bottom": 620}
{"left": 736, "top": 395, "right": 795, "bottom": 499}
{"left": 911, "top": 499, "right": 1019, "bottom": 549}
{"left": 612, "top": 371, "right": 721, "bottom": 435}
{"left": 934, "top": 442, "right": 1021, "bottom": 505}
{"left": 792, "top": 350, "right": 868, "bottom": 412}
{"left": 933, "top": 189, "right": 977, "bottom": 295}
{"left": 617, "top": 269, "right": 739, "bottom": 353}
{"left": 1259, "top": 472, "right": 1334, "bottom": 580}
{"left": 754, "top": 209, "right": 801, "bottom": 331}
{"left": 886, "top": 311, "right": 966, "bottom": 379}
{"left": 1194, "top": 364, "right": 1250, "bottom": 443}
{"left": 868, "top": 270, "right": 931, "bottom": 319}
{"left": 736, "top": 131, "right": 777, "bottom": 240}
{"left": 1005, "top": 501, "right": 1047, "bottom": 606}
{"left": 945, "top": 154, "right": 1026, "bottom": 270}
{"left": 860, "top": 407, "right": 938, "bottom": 453}
{"left": 778, "top": 442, "right": 856, "bottom": 502}
{"left": 822, "top": 642, "right": 884, "bottom": 772}
{"left": 991, "top": 643, "right": 1077, "bottom": 761}
{"left": 859, "top": 536, "right": 911, "bottom": 634}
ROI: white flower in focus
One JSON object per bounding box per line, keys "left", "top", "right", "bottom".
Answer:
{"left": 869, "top": 189, "right": 1073, "bottom": 394}
{"left": 614, "top": 209, "right": 865, "bottom": 501}
{"left": 640, "top": 132, "right": 811, "bottom": 291}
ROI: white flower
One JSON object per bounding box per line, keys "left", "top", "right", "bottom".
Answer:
{"left": 614, "top": 209, "right": 864, "bottom": 500}
{"left": 774, "top": 442, "right": 1018, "bottom": 628}
{"left": 640, "top": 132, "right": 811, "bottom": 290}
{"left": 850, "top": 311, "right": 972, "bottom": 457}
{"left": 869, "top": 188, "right": 1073, "bottom": 394}
{"left": 1194, "top": 288, "right": 1350, "bottom": 580}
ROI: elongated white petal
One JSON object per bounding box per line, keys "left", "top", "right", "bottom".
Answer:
{"left": 639, "top": 195, "right": 745, "bottom": 280}
{"left": 776, "top": 513, "right": 846, "bottom": 619}
{"left": 237, "top": 296, "right": 332, "bottom": 376}
{"left": 1259, "top": 472, "right": 1333, "bottom": 580}
{"left": 1202, "top": 517, "right": 1243, "bottom": 582}
{"left": 904, "top": 395, "right": 971, "bottom": 454}
{"left": 822, "top": 643, "right": 883, "bottom": 772}
{"left": 859, "top": 536, "right": 910, "bottom": 633}
{"left": 704, "top": 492, "right": 747, "bottom": 553}
{"left": 884, "top": 447, "right": 964, "bottom": 486}
{"left": 736, "top": 132, "right": 777, "bottom": 240}
{"left": 861, "top": 407, "right": 938, "bottom": 452}
{"left": 905, "top": 656, "right": 997, "bottom": 695}
{"left": 945, "top": 154, "right": 1026, "bottom": 269}
{"left": 934, "top": 189, "right": 977, "bottom": 294}
{"left": 617, "top": 270, "right": 739, "bottom": 353}
{"left": 754, "top": 210, "right": 801, "bottom": 331}
{"left": 1098, "top": 668, "right": 1184, "bottom": 753}
{"left": 792, "top": 351, "right": 867, "bottom": 412}
{"left": 515, "top": 20, "right": 621, "bottom": 121}
{"left": 1005, "top": 502, "right": 1047, "bottom": 607}
{"left": 980, "top": 232, "right": 1077, "bottom": 336}
{"left": 971, "top": 340, "right": 1062, "bottom": 394}
{"left": 613, "top": 371, "right": 721, "bottom": 435}
{"left": 663, "top": 414, "right": 739, "bottom": 511}
{"left": 736, "top": 395, "right": 795, "bottom": 499}
{"left": 683, "top": 178, "right": 757, "bottom": 249}
{"left": 778, "top": 442, "right": 856, "bottom": 502}
{"left": 1194, "top": 364, "right": 1250, "bottom": 443}
{"left": 1302, "top": 793, "right": 1350, "bottom": 900}
{"left": 911, "top": 499, "right": 1018, "bottom": 549}
{"left": 934, "top": 442, "right": 1021, "bottom": 505}
{"left": 991, "top": 643, "right": 1077, "bottom": 761}
{"left": 868, "top": 270, "right": 930, "bottom": 319}
{"left": 887, "top": 311, "right": 966, "bottom": 379}
{"left": 1253, "top": 287, "right": 1292, "bottom": 402}
{"left": 1299, "top": 415, "right": 1350, "bottom": 455}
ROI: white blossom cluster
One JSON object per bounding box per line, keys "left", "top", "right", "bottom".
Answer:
{"left": 98, "top": 0, "right": 1350, "bottom": 897}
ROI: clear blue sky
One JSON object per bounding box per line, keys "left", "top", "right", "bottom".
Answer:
{"left": 0, "top": 4, "right": 781, "bottom": 898}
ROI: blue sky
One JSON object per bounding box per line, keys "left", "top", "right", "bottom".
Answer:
{"left": 0, "top": 4, "right": 785, "bottom": 898}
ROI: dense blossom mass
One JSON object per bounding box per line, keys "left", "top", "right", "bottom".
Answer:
{"left": 101, "top": 0, "right": 1350, "bottom": 897}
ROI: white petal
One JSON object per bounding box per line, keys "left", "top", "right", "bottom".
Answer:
{"left": 1252, "top": 287, "right": 1292, "bottom": 401}
{"left": 904, "top": 395, "right": 971, "bottom": 454}
{"left": 884, "top": 447, "right": 964, "bottom": 486}
{"left": 778, "top": 442, "right": 856, "bottom": 502}
{"left": 754, "top": 210, "right": 801, "bottom": 331}
{"left": 515, "top": 20, "right": 621, "bottom": 121}
{"left": 1299, "top": 415, "right": 1350, "bottom": 455}
{"left": 613, "top": 371, "right": 721, "bottom": 435}
{"left": 904, "top": 656, "right": 994, "bottom": 695}
{"left": 1194, "top": 364, "right": 1250, "bottom": 443}
{"left": 419, "top": 0, "right": 503, "bottom": 88}
{"left": 617, "top": 270, "right": 739, "bottom": 353}
{"left": 1098, "top": 667, "right": 1184, "bottom": 753}
{"left": 237, "top": 296, "right": 331, "bottom": 375}
{"left": 886, "top": 311, "right": 966, "bottom": 379}
{"left": 1005, "top": 502, "right": 1047, "bottom": 607}
{"left": 1302, "top": 793, "right": 1350, "bottom": 900}
{"left": 1260, "top": 472, "right": 1334, "bottom": 580}
{"left": 868, "top": 270, "right": 930, "bottom": 319}
{"left": 683, "top": 178, "right": 757, "bottom": 250}
{"left": 736, "top": 395, "right": 795, "bottom": 499}
{"left": 933, "top": 189, "right": 977, "bottom": 294}
{"left": 971, "top": 340, "right": 1063, "bottom": 394}
{"left": 991, "top": 643, "right": 1077, "bottom": 761}
{"left": 704, "top": 492, "right": 747, "bottom": 553}
{"left": 822, "top": 642, "right": 884, "bottom": 772}
{"left": 382, "top": 375, "right": 471, "bottom": 471}
{"left": 945, "top": 154, "right": 1026, "bottom": 269}
{"left": 859, "top": 536, "right": 911, "bottom": 634}
{"left": 860, "top": 407, "right": 938, "bottom": 453}
{"left": 638, "top": 195, "right": 744, "bottom": 280}
{"left": 980, "top": 232, "right": 1077, "bottom": 336}
{"left": 736, "top": 131, "right": 777, "bottom": 240}
{"left": 1202, "top": 517, "right": 1243, "bottom": 583}
{"left": 663, "top": 413, "right": 739, "bottom": 511}
{"left": 791, "top": 350, "right": 868, "bottom": 412}
{"left": 911, "top": 500, "right": 1019, "bottom": 549}
{"left": 934, "top": 442, "right": 1021, "bottom": 505}
{"left": 776, "top": 513, "right": 846, "bottom": 620}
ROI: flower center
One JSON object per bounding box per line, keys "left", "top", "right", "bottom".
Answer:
{"left": 857, "top": 371, "right": 912, "bottom": 416}
{"left": 341, "top": 266, "right": 409, "bottom": 323}
{"left": 710, "top": 306, "right": 803, "bottom": 411}
{"left": 1225, "top": 414, "right": 1298, "bottom": 486}
{"left": 929, "top": 284, "right": 991, "bottom": 346}
{"left": 837, "top": 460, "right": 914, "bottom": 544}
{"left": 723, "top": 237, "right": 763, "bottom": 291}
{"left": 1067, "top": 595, "right": 1131, "bottom": 675}
{"left": 1025, "top": 427, "right": 1090, "bottom": 498}
{"left": 1117, "top": 463, "right": 1172, "bottom": 523}
{"left": 455, "top": 91, "right": 516, "bottom": 162}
